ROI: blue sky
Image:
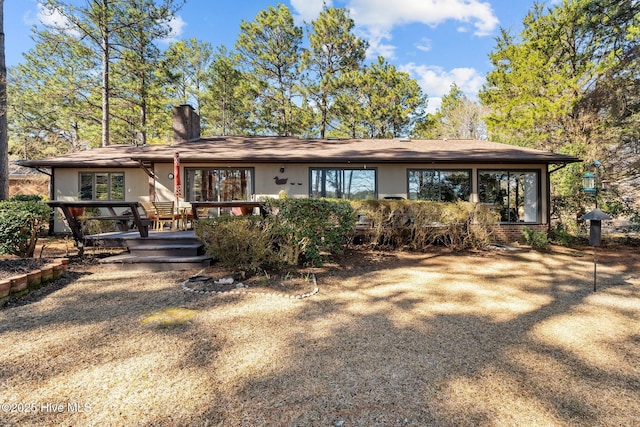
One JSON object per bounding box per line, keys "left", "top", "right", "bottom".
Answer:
{"left": 5, "top": 0, "right": 545, "bottom": 112}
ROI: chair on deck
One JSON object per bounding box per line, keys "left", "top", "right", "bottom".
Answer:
{"left": 152, "top": 201, "right": 180, "bottom": 230}
{"left": 139, "top": 201, "right": 159, "bottom": 229}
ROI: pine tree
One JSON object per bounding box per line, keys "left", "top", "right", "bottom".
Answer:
{"left": 235, "top": 4, "right": 303, "bottom": 136}
{"left": 302, "top": 6, "right": 367, "bottom": 138}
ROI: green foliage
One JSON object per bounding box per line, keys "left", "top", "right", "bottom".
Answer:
{"left": 235, "top": 4, "right": 305, "bottom": 136}
{"left": 0, "top": 196, "right": 52, "bottom": 257}
{"left": 302, "top": 5, "right": 368, "bottom": 138}
{"left": 265, "top": 198, "right": 356, "bottom": 266}
{"left": 550, "top": 224, "right": 579, "bottom": 247}
{"left": 522, "top": 226, "right": 548, "bottom": 250}
{"left": 20, "top": 0, "right": 183, "bottom": 148}
{"left": 480, "top": 0, "right": 640, "bottom": 231}
{"left": 8, "top": 32, "right": 100, "bottom": 157}
{"left": 413, "top": 82, "right": 486, "bottom": 140}
{"left": 351, "top": 200, "right": 498, "bottom": 250}
{"left": 195, "top": 198, "right": 356, "bottom": 270}
{"left": 11, "top": 3, "right": 431, "bottom": 148}
{"left": 160, "top": 37, "right": 213, "bottom": 113}
{"left": 203, "top": 45, "right": 247, "bottom": 135}
{"left": 360, "top": 57, "right": 427, "bottom": 138}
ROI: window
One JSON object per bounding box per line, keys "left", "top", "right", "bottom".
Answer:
{"left": 185, "top": 168, "right": 254, "bottom": 202}
{"left": 408, "top": 169, "right": 470, "bottom": 201}
{"left": 478, "top": 170, "right": 539, "bottom": 223}
{"left": 310, "top": 168, "right": 376, "bottom": 200}
{"left": 79, "top": 172, "right": 124, "bottom": 201}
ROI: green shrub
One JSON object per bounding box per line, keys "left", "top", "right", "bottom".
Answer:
{"left": 0, "top": 195, "right": 52, "bottom": 257}
{"left": 550, "top": 224, "right": 578, "bottom": 246}
{"left": 195, "top": 216, "right": 275, "bottom": 272}
{"left": 265, "top": 198, "right": 356, "bottom": 266}
{"left": 351, "top": 200, "right": 498, "bottom": 250}
{"left": 522, "top": 226, "right": 549, "bottom": 250}
{"left": 196, "top": 199, "right": 356, "bottom": 270}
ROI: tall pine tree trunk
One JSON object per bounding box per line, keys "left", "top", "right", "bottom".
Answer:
{"left": 101, "top": 28, "right": 110, "bottom": 147}
{"left": 0, "top": 0, "right": 8, "bottom": 199}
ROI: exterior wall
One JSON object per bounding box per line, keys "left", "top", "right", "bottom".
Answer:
{"left": 168, "top": 162, "right": 549, "bottom": 222}
{"left": 490, "top": 224, "right": 548, "bottom": 245}
{"left": 50, "top": 162, "right": 551, "bottom": 236}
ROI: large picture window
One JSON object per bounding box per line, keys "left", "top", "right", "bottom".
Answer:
{"left": 310, "top": 168, "right": 376, "bottom": 200}
{"left": 79, "top": 172, "right": 124, "bottom": 201}
{"left": 185, "top": 168, "right": 254, "bottom": 202}
{"left": 479, "top": 170, "right": 539, "bottom": 223}
{"left": 408, "top": 169, "right": 470, "bottom": 201}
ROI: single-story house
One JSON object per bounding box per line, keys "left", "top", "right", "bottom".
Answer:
{"left": 20, "top": 105, "right": 581, "bottom": 241}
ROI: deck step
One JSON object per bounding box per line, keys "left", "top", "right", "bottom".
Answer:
{"left": 86, "top": 230, "right": 213, "bottom": 271}
{"left": 99, "top": 254, "right": 213, "bottom": 272}
{"left": 128, "top": 243, "right": 203, "bottom": 257}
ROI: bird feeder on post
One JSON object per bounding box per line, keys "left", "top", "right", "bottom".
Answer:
{"left": 581, "top": 209, "right": 612, "bottom": 291}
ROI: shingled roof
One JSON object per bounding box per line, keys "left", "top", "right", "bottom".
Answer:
{"left": 19, "top": 136, "right": 581, "bottom": 168}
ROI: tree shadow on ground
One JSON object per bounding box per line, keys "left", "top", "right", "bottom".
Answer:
{"left": 1, "top": 246, "right": 638, "bottom": 426}
{"left": 189, "top": 247, "right": 640, "bottom": 425}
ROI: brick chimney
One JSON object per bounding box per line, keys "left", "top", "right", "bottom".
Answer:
{"left": 172, "top": 104, "right": 201, "bottom": 143}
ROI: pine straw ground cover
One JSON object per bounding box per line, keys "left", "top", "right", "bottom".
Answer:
{"left": 1, "top": 242, "right": 639, "bottom": 426}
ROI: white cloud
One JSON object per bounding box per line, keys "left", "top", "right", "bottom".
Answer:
{"left": 416, "top": 38, "right": 432, "bottom": 52}
{"left": 347, "top": 0, "right": 499, "bottom": 36}
{"left": 289, "top": 0, "right": 499, "bottom": 65}
{"left": 290, "top": 0, "right": 330, "bottom": 24}
{"left": 350, "top": 0, "right": 497, "bottom": 59}
{"left": 37, "top": 3, "right": 80, "bottom": 36}
{"left": 361, "top": 27, "right": 396, "bottom": 59}
{"left": 164, "top": 15, "right": 187, "bottom": 42}
{"left": 399, "top": 63, "right": 485, "bottom": 113}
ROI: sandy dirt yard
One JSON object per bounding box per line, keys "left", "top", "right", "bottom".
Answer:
{"left": 1, "top": 242, "right": 639, "bottom": 426}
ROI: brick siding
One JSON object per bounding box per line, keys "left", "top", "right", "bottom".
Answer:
{"left": 490, "top": 224, "right": 548, "bottom": 244}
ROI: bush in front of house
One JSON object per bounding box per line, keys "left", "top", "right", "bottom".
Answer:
{"left": 0, "top": 195, "right": 52, "bottom": 257}
{"left": 522, "top": 226, "right": 549, "bottom": 250}
{"left": 195, "top": 216, "right": 275, "bottom": 272}
{"left": 195, "top": 198, "right": 356, "bottom": 270}
{"left": 196, "top": 198, "right": 499, "bottom": 271}
{"left": 265, "top": 198, "right": 357, "bottom": 266}
{"left": 351, "top": 200, "right": 498, "bottom": 250}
